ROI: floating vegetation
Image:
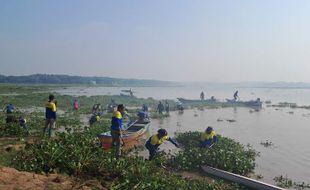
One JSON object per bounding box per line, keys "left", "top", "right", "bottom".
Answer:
{"left": 226, "top": 119, "right": 236, "bottom": 123}
{"left": 260, "top": 140, "right": 273, "bottom": 148}
{"left": 173, "top": 131, "right": 257, "bottom": 176}
{"left": 265, "top": 100, "right": 272, "bottom": 104}
{"left": 274, "top": 175, "right": 310, "bottom": 189}
{"left": 268, "top": 102, "right": 310, "bottom": 110}
{"left": 249, "top": 109, "right": 260, "bottom": 113}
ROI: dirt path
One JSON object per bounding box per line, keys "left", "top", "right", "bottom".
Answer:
{"left": 0, "top": 166, "right": 107, "bottom": 190}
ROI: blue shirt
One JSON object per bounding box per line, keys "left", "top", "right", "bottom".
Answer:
{"left": 111, "top": 111, "right": 123, "bottom": 131}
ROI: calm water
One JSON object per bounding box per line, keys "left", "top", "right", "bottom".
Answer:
{"left": 57, "top": 86, "right": 310, "bottom": 184}
{"left": 55, "top": 85, "right": 310, "bottom": 105}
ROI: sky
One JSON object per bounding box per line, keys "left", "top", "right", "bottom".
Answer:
{"left": 0, "top": 0, "right": 310, "bottom": 82}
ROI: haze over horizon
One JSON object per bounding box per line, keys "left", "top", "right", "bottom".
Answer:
{"left": 1, "top": 1, "right": 310, "bottom": 82}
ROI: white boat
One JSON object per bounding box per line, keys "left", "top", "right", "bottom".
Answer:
{"left": 202, "top": 166, "right": 285, "bottom": 190}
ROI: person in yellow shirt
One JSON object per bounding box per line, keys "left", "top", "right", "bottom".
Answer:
{"left": 44, "top": 95, "right": 57, "bottom": 138}
{"left": 145, "top": 129, "right": 179, "bottom": 160}
{"left": 200, "top": 126, "right": 217, "bottom": 148}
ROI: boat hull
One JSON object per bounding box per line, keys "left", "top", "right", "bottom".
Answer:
{"left": 97, "top": 121, "right": 150, "bottom": 150}
{"left": 202, "top": 166, "right": 284, "bottom": 190}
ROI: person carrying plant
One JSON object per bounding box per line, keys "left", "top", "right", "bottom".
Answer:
{"left": 111, "top": 104, "right": 126, "bottom": 158}
{"left": 44, "top": 94, "right": 57, "bottom": 138}
{"left": 145, "top": 129, "right": 179, "bottom": 160}
{"left": 200, "top": 126, "right": 217, "bottom": 148}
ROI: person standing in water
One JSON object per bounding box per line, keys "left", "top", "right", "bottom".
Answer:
{"left": 233, "top": 91, "right": 239, "bottom": 101}
{"left": 200, "top": 91, "right": 205, "bottom": 100}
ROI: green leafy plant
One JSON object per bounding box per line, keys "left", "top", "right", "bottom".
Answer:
{"left": 173, "top": 131, "right": 257, "bottom": 176}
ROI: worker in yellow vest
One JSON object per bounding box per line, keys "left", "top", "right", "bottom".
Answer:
{"left": 200, "top": 126, "right": 217, "bottom": 148}
{"left": 145, "top": 129, "right": 179, "bottom": 160}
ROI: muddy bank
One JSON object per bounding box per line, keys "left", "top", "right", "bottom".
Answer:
{"left": 0, "top": 166, "right": 107, "bottom": 190}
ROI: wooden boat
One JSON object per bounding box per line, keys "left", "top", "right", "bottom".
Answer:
{"left": 202, "top": 166, "right": 285, "bottom": 190}
{"left": 177, "top": 97, "right": 262, "bottom": 108}
{"left": 177, "top": 98, "right": 218, "bottom": 105}
{"left": 97, "top": 120, "right": 150, "bottom": 150}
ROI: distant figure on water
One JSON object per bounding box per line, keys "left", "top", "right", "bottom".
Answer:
{"left": 129, "top": 89, "right": 134, "bottom": 97}
{"left": 211, "top": 96, "right": 216, "bottom": 101}
{"left": 157, "top": 101, "right": 165, "bottom": 114}
{"left": 142, "top": 103, "right": 148, "bottom": 112}
{"left": 92, "top": 103, "right": 101, "bottom": 114}
{"left": 177, "top": 103, "right": 184, "bottom": 112}
{"left": 107, "top": 99, "right": 117, "bottom": 113}
{"left": 165, "top": 101, "right": 170, "bottom": 114}
{"left": 73, "top": 99, "right": 79, "bottom": 110}
{"left": 200, "top": 91, "right": 205, "bottom": 100}
{"left": 111, "top": 104, "right": 126, "bottom": 158}
{"left": 233, "top": 91, "right": 239, "bottom": 101}
{"left": 145, "top": 129, "right": 179, "bottom": 160}
{"left": 200, "top": 126, "right": 217, "bottom": 148}
{"left": 44, "top": 95, "right": 57, "bottom": 138}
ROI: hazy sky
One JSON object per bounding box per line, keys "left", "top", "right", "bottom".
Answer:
{"left": 1, "top": 0, "right": 310, "bottom": 82}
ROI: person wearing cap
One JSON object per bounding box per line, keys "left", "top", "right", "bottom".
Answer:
{"left": 111, "top": 104, "right": 126, "bottom": 158}
{"left": 145, "top": 129, "right": 179, "bottom": 160}
{"left": 200, "top": 126, "right": 217, "bottom": 148}
{"left": 44, "top": 94, "right": 57, "bottom": 138}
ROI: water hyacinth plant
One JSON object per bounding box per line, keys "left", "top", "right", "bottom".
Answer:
{"left": 173, "top": 131, "right": 257, "bottom": 176}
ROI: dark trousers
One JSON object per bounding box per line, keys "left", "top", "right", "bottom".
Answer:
{"left": 145, "top": 141, "right": 158, "bottom": 160}
{"left": 111, "top": 130, "right": 121, "bottom": 157}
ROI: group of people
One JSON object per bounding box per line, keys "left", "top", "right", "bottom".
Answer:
{"left": 157, "top": 101, "right": 170, "bottom": 114}
{"left": 110, "top": 103, "right": 217, "bottom": 160}
{"left": 4, "top": 93, "right": 218, "bottom": 160}
{"left": 4, "top": 103, "right": 28, "bottom": 129}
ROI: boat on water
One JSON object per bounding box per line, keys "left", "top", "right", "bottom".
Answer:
{"left": 119, "top": 93, "right": 135, "bottom": 98}
{"left": 177, "top": 97, "right": 262, "bottom": 108}
{"left": 177, "top": 98, "right": 218, "bottom": 105}
{"left": 97, "top": 120, "right": 150, "bottom": 150}
{"left": 202, "top": 166, "right": 285, "bottom": 190}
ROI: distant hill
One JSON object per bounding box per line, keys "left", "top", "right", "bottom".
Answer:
{"left": 0, "top": 74, "right": 175, "bottom": 86}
